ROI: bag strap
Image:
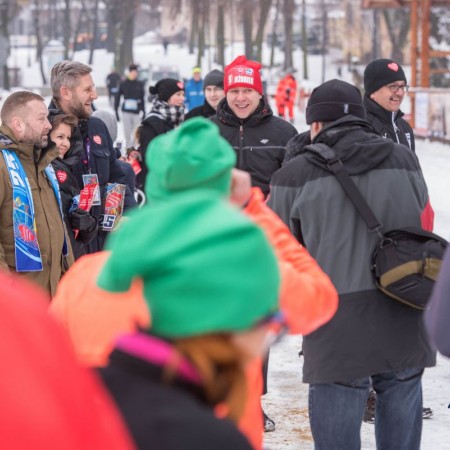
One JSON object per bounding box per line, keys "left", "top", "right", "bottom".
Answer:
{"left": 305, "top": 143, "right": 383, "bottom": 235}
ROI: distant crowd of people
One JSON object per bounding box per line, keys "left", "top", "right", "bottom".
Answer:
{"left": 0, "top": 53, "right": 448, "bottom": 450}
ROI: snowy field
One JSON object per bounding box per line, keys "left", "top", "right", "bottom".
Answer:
{"left": 5, "top": 38, "right": 450, "bottom": 450}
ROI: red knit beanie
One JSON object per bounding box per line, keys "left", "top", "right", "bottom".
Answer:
{"left": 224, "top": 55, "right": 263, "bottom": 95}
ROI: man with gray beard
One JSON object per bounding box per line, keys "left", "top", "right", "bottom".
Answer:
{"left": 49, "top": 61, "right": 136, "bottom": 254}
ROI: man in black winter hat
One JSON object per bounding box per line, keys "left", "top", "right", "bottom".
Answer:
{"left": 268, "top": 79, "right": 435, "bottom": 450}
{"left": 363, "top": 58, "right": 415, "bottom": 152}
{"left": 185, "top": 69, "right": 225, "bottom": 120}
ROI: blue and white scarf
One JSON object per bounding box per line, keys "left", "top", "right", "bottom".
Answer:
{"left": 1, "top": 149, "right": 68, "bottom": 272}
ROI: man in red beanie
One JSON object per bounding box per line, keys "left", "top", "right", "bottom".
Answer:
{"left": 211, "top": 55, "right": 297, "bottom": 198}
{"left": 211, "top": 55, "right": 297, "bottom": 432}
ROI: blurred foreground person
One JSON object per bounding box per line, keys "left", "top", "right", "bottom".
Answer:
{"left": 97, "top": 190, "right": 281, "bottom": 450}
{"left": 51, "top": 118, "right": 337, "bottom": 450}
{"left": 0, "top": 271, "right": 135, "bottom": 450}
{"left": 424, "top": 245, "right": 450, "bottom": 358}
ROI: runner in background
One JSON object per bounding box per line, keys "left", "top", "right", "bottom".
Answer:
{"left": 275, "top": 69, "right": 297, "bottom": 124}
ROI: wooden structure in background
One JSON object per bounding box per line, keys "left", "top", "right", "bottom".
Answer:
{"left": 362, "top": 0, "right": 450, "bottom": 126}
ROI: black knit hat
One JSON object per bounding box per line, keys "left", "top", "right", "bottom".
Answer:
{"left": 150, "top": 78, "right": 185, "bottom": 103}
{"left": 203, "top": 69, "right": 224, "bottom": 90}
{"left": 305, "top": 79, "right": 366, "bottom": 125}
{"left": 363, "top": 59, "right": 407, "bottom": 95}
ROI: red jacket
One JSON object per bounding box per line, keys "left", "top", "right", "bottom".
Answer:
{"left": 0, "top": 270, "right": 135, "bottom": 450}
{"left": 275, "top": 75, "right": 297, "bottom": 106}
{"left": 238, "top": 188, "right": 338, "bottom": 449}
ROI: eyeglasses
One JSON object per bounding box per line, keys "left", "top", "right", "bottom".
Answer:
{"left": 386, "top": 84, "right": 409, "bottom": 93}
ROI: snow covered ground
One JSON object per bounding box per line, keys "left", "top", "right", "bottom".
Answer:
{"left": 5, "top": 37, "right": 450, "bottom": 450}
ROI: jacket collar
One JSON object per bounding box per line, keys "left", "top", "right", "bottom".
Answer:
{"left": 363, "top": 95, "right": 404, "bottom": 123}
{"left": 216, "top": 96, "right": 273, "bottom": 127}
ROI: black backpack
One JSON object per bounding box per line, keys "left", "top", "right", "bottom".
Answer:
{"left": 306, "top": 143, "right": 447, "bottom": 310}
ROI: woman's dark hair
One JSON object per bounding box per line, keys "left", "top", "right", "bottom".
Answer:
{"left": 48, "top": 111, "right": 78, "bottom": 131}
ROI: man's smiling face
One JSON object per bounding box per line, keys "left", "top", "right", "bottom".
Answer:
{"left": 65, "top": 74, "right": 98, "bottom": 119}
{"left": 370, "top": 81, "right": 407, "bottom": 113}
{"left": 226, "top": 88, "right": 262, "bottom": 119}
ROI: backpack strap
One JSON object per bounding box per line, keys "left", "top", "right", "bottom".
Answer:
{"left": 305, "top": 143, "right": 383, "bottom": 235}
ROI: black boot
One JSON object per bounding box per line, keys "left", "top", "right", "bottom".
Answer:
{"left": 262, "top": 409, "right": 275, "bottom": 432}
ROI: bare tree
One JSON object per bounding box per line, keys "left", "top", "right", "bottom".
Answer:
{"left": 283, "top": 0, "right": 295, "bottom": 69}
{"left": 301, "top": 0, "right": 308, "bottom": 79}
{"left": 216, "top": 0, "right": 226, "bottom": 67}
{"left": 88, "top": 0, "right": 100, "bottom": 64}
{"left": 0, "top": 0, "right": 23, "bottom": 89}
{"left": 32, "top": 0, "right": 47, "bottom": 85}
{"left": 269, "top": 0, "right": 281, "bottom": 68}
{"left": 103, "top": 0, "right": 140, "bottom": 74}
{"left": 382, "top": 8, "right": 410, "bottom": 63}
{"left": 63, "top": 0, "right": 71, "bottom": 59}
{"left": 242, "top": 0, "right": 254, "bottom": 58}
{"left": 254, "top": 0, "right": 272, "bottom": 62}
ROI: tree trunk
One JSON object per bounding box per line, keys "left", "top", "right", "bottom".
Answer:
{"left": 382, "top": 9, "right": 410, "bottom": 64}
{"left": 283, "top": 0, "right": 295, "bottom": 69}
{"left": 70, "top": 3, "right": 86, "bottom": 59}
{"left": 32, "top": 0, "right": 47, "bottom": 85}
{"left": 189, "top": 1, "right": 199, "bottom": 54}
{"left": 0, "top": 1, "right": 10, "bottom": 90}
{"left": 120, "top": 8, "right": 135, "bottom": 68}
{"left": 254, "top": 0, "right": 272, "bottom": 63}
{"left": 88, "top": 0, "right": 100, "bottom": 64}
{"left": 320, "top": 0, "right": 327, "bottom": 82}
{"left": 269, "top": 0, "right": 281, "bottom": 68}
{"left": 301, "top": 0, "right": 308, "bottom": 79}
{"left": 63, "top": 0, "right": 71, "bottom": 59}
{"left": 243, "top": 0, "right": 253, "bottom": 59}
{"left": 216, "top": 2, "right": 225, "bottom": 67}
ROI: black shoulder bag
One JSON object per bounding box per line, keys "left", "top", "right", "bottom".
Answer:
{"left": 306, "top": 143, "right": 447, "bottom": 310}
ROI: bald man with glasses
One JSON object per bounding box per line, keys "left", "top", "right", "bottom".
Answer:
{"left": 363, "top": 58, "right": 415, "bottom": 153}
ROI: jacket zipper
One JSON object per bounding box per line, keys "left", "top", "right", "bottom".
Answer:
{"left": 391, "top": 112, "right": 400, "bottom": 144}
{"left": 238, "top": 124, "right": 244, "bottom": 167}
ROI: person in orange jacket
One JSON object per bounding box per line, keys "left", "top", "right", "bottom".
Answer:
{"left": 0, "top": 270, "right": 135, "bottom": 450}
{"left": 50, "top": 118, "right": 338, "bottom": 450}
{"left": 275, "top": 70, "right": 297, "bottom": 123}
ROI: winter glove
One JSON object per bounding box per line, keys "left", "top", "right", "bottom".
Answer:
{"left": 115, "top": 111, "right": 120, "bottom": 122}
{"left": 70, "top": 208, "right": 97, "bottom": 232}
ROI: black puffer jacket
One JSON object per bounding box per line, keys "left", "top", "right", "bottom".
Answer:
{"left": 48, "top": 100, "right": 137, "bottom": 253}
{"left": 364, "top": 95, "right": 415, "bottom": 152}
{"left": 100, "top": 339, "right": 253, "bottom": 450}
{"left": 269, "top": 116, "right": 435, "bottom": 384}
{"left": 211, "top": 97, "right": 297, "bottom": 197}
{"left": 185, "top": 101, "right": 216, "bottom": 120}
{"left": 137, "top": 112, "right": 175, "bottom": 190}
